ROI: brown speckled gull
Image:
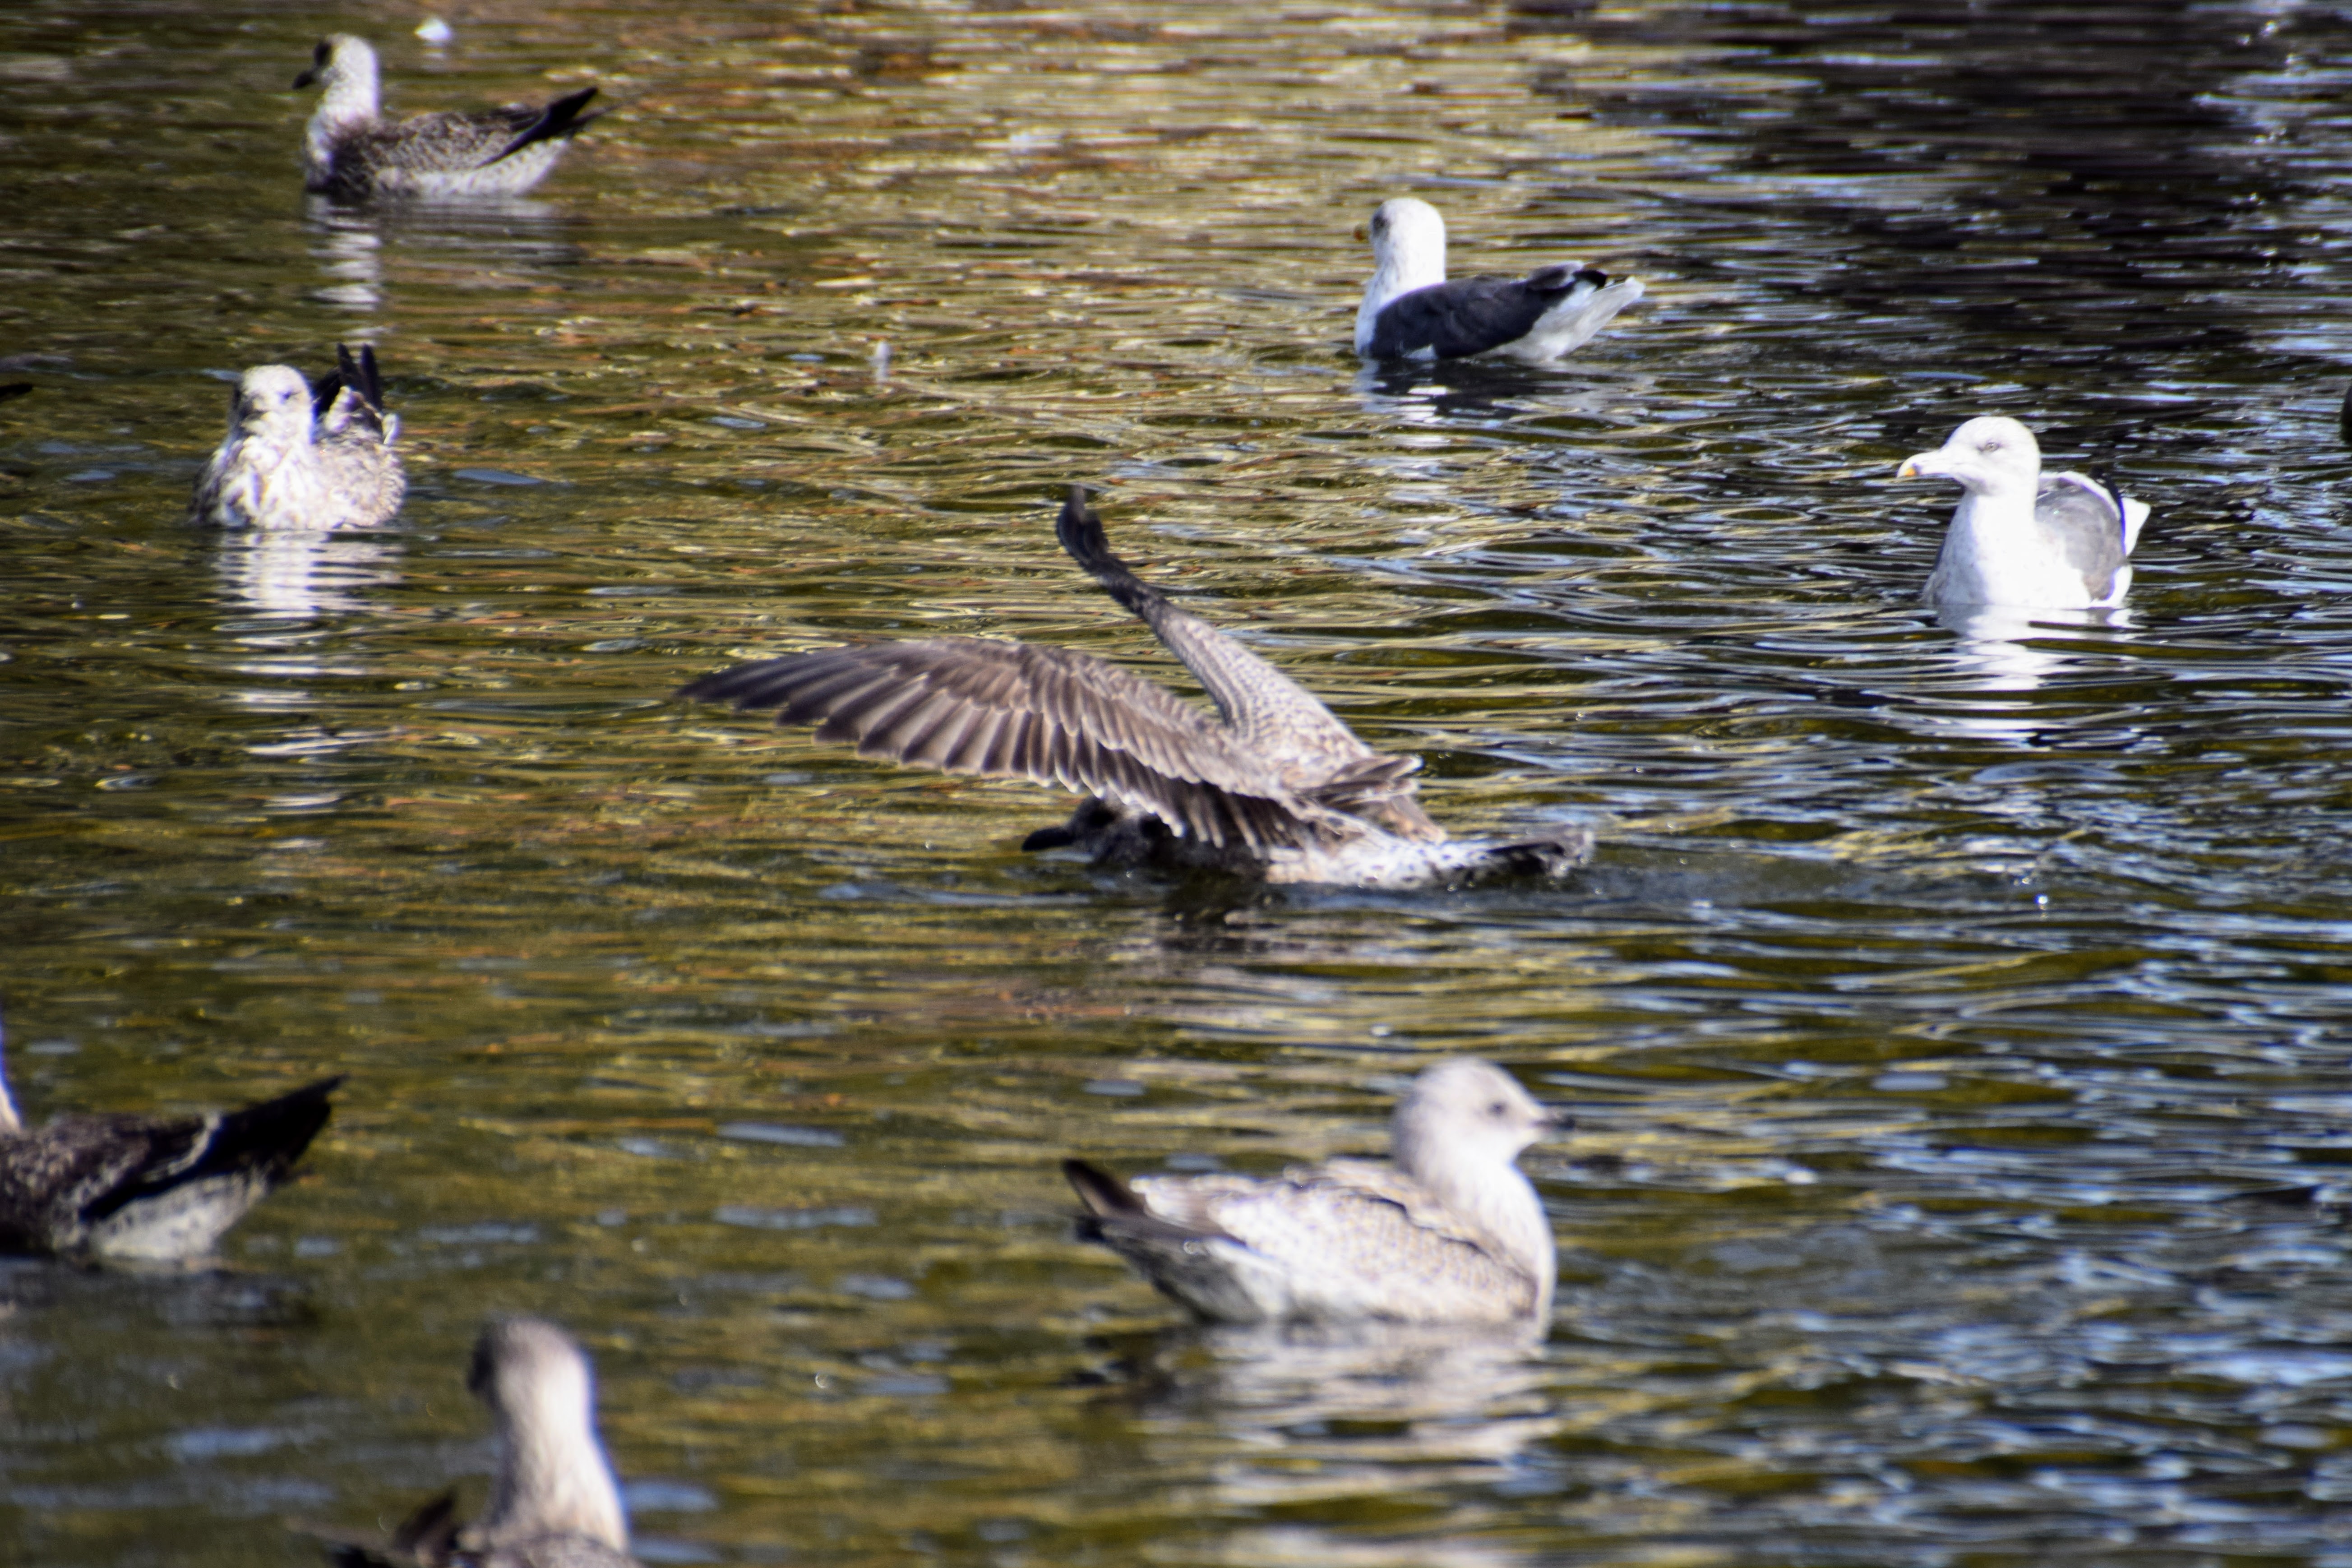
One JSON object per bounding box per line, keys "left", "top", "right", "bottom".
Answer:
{"left": 189, "top": 344, "right": 404, "bottom": 529}
{"left": 677, "top": 489, "right": 1592, "bottom": 888}
{"left": 316, "top": 1318, "right": 640, "bottom": 1568}
{"left": 296, "top": 34, "right": 601, "bottom": 203}
{"left": 0, "top": 1024, "right": 338, "bottom": 1263}
{"left": 1063, "top": 1058, "right": 1562, "bottom": 1327}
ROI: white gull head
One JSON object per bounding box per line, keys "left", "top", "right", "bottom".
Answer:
{"left": 1356, "top": 197, "right": 1450, "bottom": 352}
{"left": 469, "top": 1317, "right": 630, "bottom": 1554}
{"left": 229, "top": 365, "right": 318, "bottom": 452}
{"left": 1391, "top": 1057, "right": 1559, "bottom": 1317}
{"left": 296, "top": 34, "right": 383, "bottom": 171}
{"left": 1897, "top": 415, "right": 2042, "bottom": 503}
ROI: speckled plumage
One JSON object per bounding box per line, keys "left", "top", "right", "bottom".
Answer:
{"left": 1356, "top": 197, "right": 1644, "bottom": 364}
{"left": 0, "top": 1050, "right": 338, "bottom": 1263}
{"left": 678, "top": 490, "right": 1592, "bottom": 888}
{"left": 189, "top": 345, "right": 404, "bottom": 529}
{"left": 1065, "top": 1058, "right": 1562, "bottom": 1327}
{"left": 1899, "top": 416, "right": 2150, "bottom": 610}
{"left": 319, "top": 1319, "right": 639, "bottom": 1568}
{"left": 297, "top": 34, "right": 601, "bottom": 202}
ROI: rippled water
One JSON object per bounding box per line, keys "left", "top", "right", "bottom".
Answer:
{"left": 8, "top": 1, "right": 2352, "bottom": 1563}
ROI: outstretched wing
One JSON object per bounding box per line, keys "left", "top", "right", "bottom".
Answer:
{"left": 679, "top": 638, "right": 1330, "bottom": 850}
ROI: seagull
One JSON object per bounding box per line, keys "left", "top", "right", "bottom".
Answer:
{"left": 296, "top": 34, "right": 602, "bottom": 202}
{"left": 1897, "top": 416, "right": 2150, "bottom": 610}
{"left": 317, "top": 1318, "right": 640, "bottom": 1568}
{"left": 1355, "top": 197, "right": 1644, "bottom": 364}
{"left": 1063, "top": 1058, "right": 1562, "bottom": 1327}
{"left": 678, "top": 489, "right": 1592, "bottom": 889}
{"left": 190, "top": 345, "right": 405, "bottom": 530}
{"left": 0, "top": 1024, "right": 339, "bottom": 1263}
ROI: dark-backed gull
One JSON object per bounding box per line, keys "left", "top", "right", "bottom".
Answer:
{"left": 190, "top": 344, "right": 404, "bottom": 529}
{"left": 678, "top": 489, "right": 1591, "bottom": 889}
{"left": 1897, "top": 416, "right": 2149, "bottom": 610}
{"left": 1355, "top": 197, "right": 1643, "bottom": 364}
{"left": 296, "top": 34, "right": 601, "bottom": 202}
{"left": 1063, "top": 1058, "right": 1562, "bottom": 1327}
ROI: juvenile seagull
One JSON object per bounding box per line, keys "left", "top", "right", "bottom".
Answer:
{"left": 679, "top": 489, "right": 1591, "bottom": 889}
{"left": 1897, "top": 416, "right": 2150, "bottom": 610}
{"left": 319, "top": 1318, "right": 639, "bottom": 1568}
{"left": 0, "top": 1027, "right": 339, "bottom": 1263}
{"left": 1355, "top": 197, "right": 1644, "bottom": 364}
{"left": 1063, "top": 1058, "right": 1562, "bottom": 1327}
{"left": 190, "top": 344, "right": 405, "bottom": 529}
{"left": 296, "top": 34, "right": 601, "bottom": 202}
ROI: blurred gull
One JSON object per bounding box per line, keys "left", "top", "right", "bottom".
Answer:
{"left": 679, "top": 489, "right": 1591, "bottom": 889}
{"left": 320, "top": 1318, "right": 640, "bottom": 1568}
{"left": 1355, "top": 197, "right": 1642, "bottom": 364}
{"left": 0, "top": 1022, "right": 339, "bottom": 1263}
{"left": 1897, "top": 416, "right": 2149, "bottom": 610}
{"left": 296, "top": 34, "right": 601, "bottom": 202}
{"left": 190, "top": 345, "right": 404, "bottom": 529}
{"left": 1063, "top": 1058, "right": 1562, "bottom": 1327}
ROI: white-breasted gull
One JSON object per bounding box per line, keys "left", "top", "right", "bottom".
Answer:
{"left": 678, "top": 489, "right": 1592, "bottom": 889}
{"left": 316, "top": 1318, "right": 640, "bottom": 1568}
{"left": 1062, "top": 1057, "right": 1562, "bottom": 1327}
{"left": 190, "top": 344, "right": 405, "bottom": 530}
{"left": 0, "top": 1024, "right": 339, "bottom": 1263}
{"left": 1897, "top": 415, "right": 2149, "bottom": 610}
{"left": 1355, "top": 197, "right": 1644, "bottom": 364}
{"left": 296, "top": 34, "right": 601, "bottom": 202}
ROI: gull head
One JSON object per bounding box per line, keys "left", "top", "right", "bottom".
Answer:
{"left": 1391, "top": 1057, "right": 1560, "bottom": 1183}
{"left": 1366, "top": 197, "right": 1448, "bottom": 289}
{"left": 470, "top": 1315, "right": 598, "bottom": 1440}
{"left": 1896, "top": 415, "right": 2042, "bottom": 499}
{"left": 230, "top": 365, "right": 317, "bottom": 447}
{"left": 293, "top": 33, "right": 379, "bottom": 103}
{"left": 469, "top": 1316, "right": 629, "bottom": 1550}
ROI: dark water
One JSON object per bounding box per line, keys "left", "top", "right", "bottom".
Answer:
{"left": 6, "top": 1, "right": 2352, "bottom": 1563}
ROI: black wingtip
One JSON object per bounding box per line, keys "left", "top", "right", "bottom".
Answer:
{"left": 490, "top": 86, "right": 605, "bottom": 165}
{"left": 1063, "top": 1157, "right": 1144, "bottom": 1218}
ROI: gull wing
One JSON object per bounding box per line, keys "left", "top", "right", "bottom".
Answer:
{"left": 679, "top": 638, "right": 1327, "bottom": 850}
{"left": 2037, "top": 472, "right": 2134, "bottom": 601}
{"left": 1363, "top": 266, "right": 1603, "bottom": 360}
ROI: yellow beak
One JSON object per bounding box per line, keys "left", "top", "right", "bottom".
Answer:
{"left": 1895, "top": 457, "right": 1923, "bottom": 479}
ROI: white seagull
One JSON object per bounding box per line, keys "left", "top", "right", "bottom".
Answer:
{"left": 1897, "top": 416, "right": 2149, "bottom": 610}
{"left": 189, "top": 345, "right": 404, "bottom": 530}
{"left": 296, "top": 34, "right": 601, "bottom": 202}
{"left": 1354, "top": 197, "right": 1643, "bottom": 364}
{"left": 1063, "top": 1058, "right": 1563, "bottom": 1328}
{"left": 317, "top": 1318, "right": 640, "bottom": 1568}
{"left": 679, "top": 489, "right": 1591, "bottom": 889}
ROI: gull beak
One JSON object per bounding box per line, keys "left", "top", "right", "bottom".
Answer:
{"left": 1352, "top": 223, "right": 1368, "bottom": 242}
{"left": 1535, "top": 1102, "right": 1574, "bottom": 1135}
{"left": 293, "top": 67, "right": 317, "bottom": 88}
{"left": 1895, "top": 452, "right": 1941, "bottom": 481}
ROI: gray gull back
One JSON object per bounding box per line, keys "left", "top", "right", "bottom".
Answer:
{"left": 0, "top": 1022, "right": 338, "bottom": 1263}
{"left": 316, "top": 1318, "right": 639, "bottom": 1568}
{"left": 1898, "top": 415, "right": 2149, "bottom": 610}
{"left": 677, "top": 489, "right": 1591, "bottom": 889}
{"left": 1355, "top": 197, "right": 1643, "bottom": 364}
{"left": 296, "top": 34, "right": 601, "bottom": 202}
{"left": 1063, "top": 1057, "right": 1562, "bottom": 1327}
{"left": 190, "top": 344, "right": 405, "bottom": 529}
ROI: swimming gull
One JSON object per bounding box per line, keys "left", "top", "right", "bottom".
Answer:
{"left": 319, "top": 1318, "right": 640, "bottom": 1568}
{"left": 1063, "top": 1058, "right": 1562, "bottom": 1327}
{"left": 296, "top": 34, "right": 602, "bottom": 202}
{"left": 1897, "top": 415, "right": 2149, "bottom": 610}
{"left": 0, "top": 1024, "right": 339, "bottom": 1263}
{"left": 1355, "top": 197, "right": 1644, "bottom": 364}
{"left": 190, "top": 344, "right": 405, "bottom": 529}
{"left": 678, "top": 489, "right": 1592, "bottom": 889}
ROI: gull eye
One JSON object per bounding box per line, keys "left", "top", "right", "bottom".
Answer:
{"left": 1488, "top": 1099, "right": 1509, "bottom": 1118}
{"left": 1981, "top": 439, "right": 2001, "bottom": 453}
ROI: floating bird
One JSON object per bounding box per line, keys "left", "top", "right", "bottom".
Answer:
{"left": 318, "top": 1318, "right": 640, "bottom": 1568}
{"left": 1897, "top": 416, "right": 2149, "bottom": 610}
{"left": 189, "top": 344, "right": 405, "bottom": 530}
{"left": 0, "top": 1027, "right": 338, "bottom": 1263}
{"left": 296, "top": 34, "right": 601, "bottom": 202}
{"left": 1355, "top": 197, "right": 1644, "bottom": 364}
{"left": 1063, "top": 1058, "right": 1562, "bottom": 1327}
{"left": 679, "top": 489, "right": 1591, "bottom": 888}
